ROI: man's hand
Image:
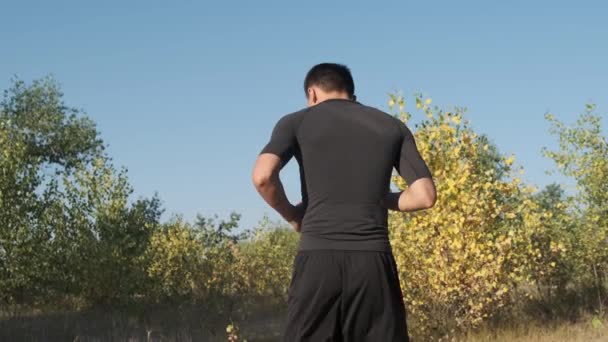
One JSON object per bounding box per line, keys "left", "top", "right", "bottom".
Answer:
{"left": 285, "top": 202, "right": 306, "bottom": 233}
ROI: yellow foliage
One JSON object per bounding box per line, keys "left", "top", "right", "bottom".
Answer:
{"left": 387, "top": 93, "right": 551, "bottom": 335}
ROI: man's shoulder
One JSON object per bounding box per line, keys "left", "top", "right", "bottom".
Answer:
{"left": 356, "top": 101, "right": 407, "bottom": 134}
{"left": 277, "top": 106, "right": 310, "bottom": 123}
{"left": 270, "top": 107, "right": 308, "bottom": 126}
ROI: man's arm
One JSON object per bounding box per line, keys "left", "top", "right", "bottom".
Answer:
{"left": 386, "top": 123, "right": 437, "bottom": 212}
{"left": 383, "top": 178, "right": 436, "bottom": 212}
{"left": 253, "top": 113, "right": 305, "bottom": 232}
{"left": 252, "top": 153, "right": 304, "bottom": 232}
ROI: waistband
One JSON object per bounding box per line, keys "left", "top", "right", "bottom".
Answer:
{"left": 296, "top": 249, "right": 394, "bottom": 256}
{"left": 297, "top": 233, "right": 393, "bottom": 253}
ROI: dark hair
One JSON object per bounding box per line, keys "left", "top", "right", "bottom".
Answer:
{"left": 304, "top": 63, "right": 355, "bottom": 99}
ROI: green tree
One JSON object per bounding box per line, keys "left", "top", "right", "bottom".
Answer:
{"left": 0, "top": 76, "right": 104, "bottom": 306}
{"left": 542, "top": 104, "right": 608, "bottom": 314}
{"left": 526, "top": 183, "right": 575, "bottom": 308}
{"left": 0, "top": 77, "right": 162, "bottom": 311}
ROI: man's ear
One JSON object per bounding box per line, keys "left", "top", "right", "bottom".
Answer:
{"left": 308, "top": 87, "right": 318, "bottom": 105}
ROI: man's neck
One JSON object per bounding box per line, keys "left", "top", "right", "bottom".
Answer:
{"left": 318, "top": 93, "right": 352, "bottom": 103}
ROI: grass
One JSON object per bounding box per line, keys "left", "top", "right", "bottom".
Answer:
{"left": 457, "top": 316, "right": 607, "bottom": 342}
{"left": 2, "top": 293, "right": 606, "bottom": 341}
{"left": 1, "top": 310, "right": 605, "bottom": 341}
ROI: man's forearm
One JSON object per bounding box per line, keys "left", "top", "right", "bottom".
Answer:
{"left": 254, "top": 174, "right": 296, "bottom": 221}
{"left": 383, "top": 191, "right": 402, "bottom": 211}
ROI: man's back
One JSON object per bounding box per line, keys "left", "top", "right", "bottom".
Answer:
{"left": 261, "top": 98, "right": 432, "bottom": 252}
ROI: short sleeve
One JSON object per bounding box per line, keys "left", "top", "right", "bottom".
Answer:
{"left": 395, "top": 123, "right": 432, "bottom": 185}
{"left": 260, "top": 114, "right": 297, "bottom": 168}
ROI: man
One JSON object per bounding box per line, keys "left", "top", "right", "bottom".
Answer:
{"left": 252, "top": 63, "right": 436, "bottom": 341}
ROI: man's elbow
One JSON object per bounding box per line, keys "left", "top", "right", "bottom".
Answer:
{"left": 415, "top": 178, "right": 437, "bottom": 209}
{"left": 252, "top": 172, "right": 271, "bottom": 189}
{"left": 252, "top": 154, "right": 282, "bottom": 190}
{"left": 252, "top": 168, "right": 277, "bottom": 189}
{"left": 422, "top": 191, "right": 437, "bottom": 209}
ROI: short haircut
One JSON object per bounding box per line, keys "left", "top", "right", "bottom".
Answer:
{"left": 304, "top": 63, "right": 355, "bottom": 98}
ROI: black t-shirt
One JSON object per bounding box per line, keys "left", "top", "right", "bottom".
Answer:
{"left": 260, "top": 98, "right": 432, "bottom": 252}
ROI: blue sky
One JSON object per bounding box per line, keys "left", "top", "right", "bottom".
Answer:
{"left": 1, "top": 1, "right": 607, "bottom": 231}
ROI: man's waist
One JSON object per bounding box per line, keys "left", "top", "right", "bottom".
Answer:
{"left": 297, "top": 232, "right": 392, "bottom": 252}
{"left": 303, "top": 203, "right": 388, "bottom": 228}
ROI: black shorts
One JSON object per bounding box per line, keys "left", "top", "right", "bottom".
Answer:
{"left": 282, "top": 249, "right": 410, "bottom": 342}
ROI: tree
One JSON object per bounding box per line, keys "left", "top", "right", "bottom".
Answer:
{"left": 387, "top": 93, "right": 546, "bottom": 337}
{"left": 0, "top": 77, "right": 162, "bottom": 311}
{"left": 0, "top": 76, "right": 104, "bottom": 306}
{"left": 542, "top": 104, "right": 608, "bottom": 315}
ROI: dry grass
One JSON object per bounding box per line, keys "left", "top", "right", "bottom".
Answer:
{"left": 455, "top": 317, "right": 607, "bottom": 342}
{"left": 2, "top": 301, "right": 605, "bottom": 341}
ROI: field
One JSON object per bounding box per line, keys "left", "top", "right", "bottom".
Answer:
{"left": 460, "top": 318, "right": 606, "bottom": 342}
{"left": 1, "top": 308, "right": 606, "bottom": 341}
